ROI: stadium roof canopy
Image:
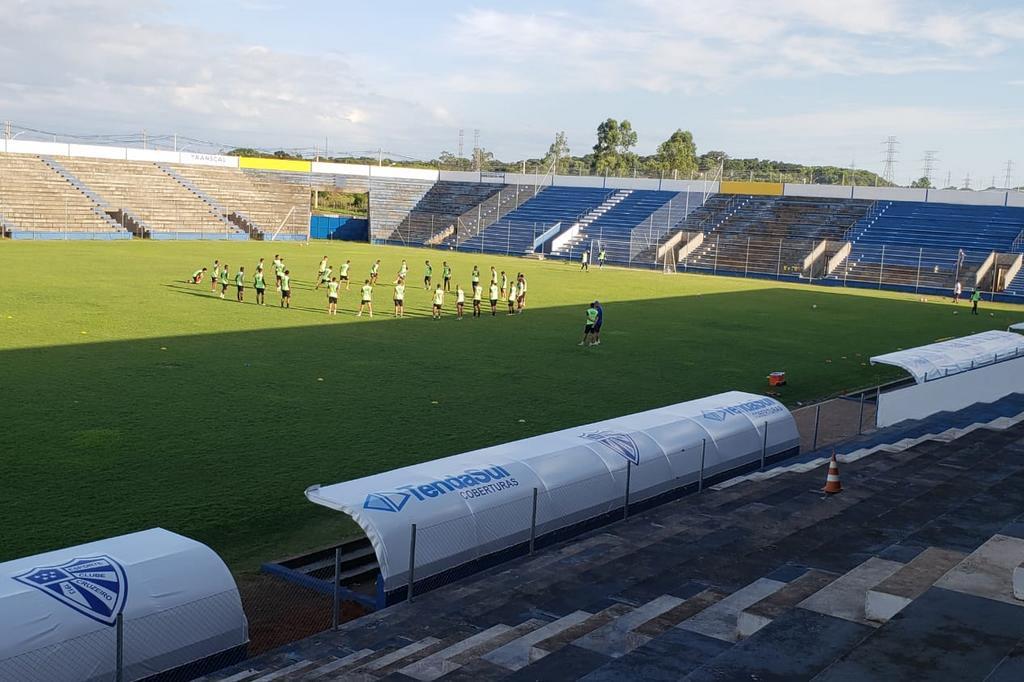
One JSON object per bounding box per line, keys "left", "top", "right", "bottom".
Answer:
{"left": 0, "top": 528, "right": 247, "bottom": 681}
{"left": 1010, "top": 322, "right": 1024, "bottom": 333}
{"left": 306, "top": 391, "right": 799, "bottom": 593}
{"left": 871, "top": 330, "right": 1024, "bottom": 384}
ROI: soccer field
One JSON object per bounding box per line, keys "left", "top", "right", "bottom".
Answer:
{"left": 3, "top": 240, "right": 1021, "bottom": 572}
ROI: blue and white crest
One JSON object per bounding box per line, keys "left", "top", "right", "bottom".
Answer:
{"left": 580, "top": 430, "right": 641, "bottom": 465}
{"left": 13, "top": 555, "right": 127, "bottom": 626}
{"left": 701, "top": 409, "right": 728, "bottom": 422}
{"left": 363, "top": 490, "right": 411, "bottom": 513}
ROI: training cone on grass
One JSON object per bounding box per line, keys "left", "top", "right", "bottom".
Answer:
{"left": 822, "top": 451, "right": 843, "bottom": 494}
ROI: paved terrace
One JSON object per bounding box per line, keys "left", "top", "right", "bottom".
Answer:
{"left": 206, "top": 406, "right": 1024, "bottom": 681}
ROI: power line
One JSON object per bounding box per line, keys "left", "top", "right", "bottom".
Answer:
{"left": 881, "top": 136, "right": 899, "bottom": 184}
{"left": 1004, "top": 160, "right": 1015, "bottom": 189}
{"left": 921, "top": 150, "right": 938, "bottom": 185}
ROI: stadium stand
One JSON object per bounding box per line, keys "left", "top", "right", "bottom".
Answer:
{"left": 390, "top": 182, "right": 508, "bottom": 245}
{"left": 58, "top": 157, "right": 242, "bottom": 239}
{"left": 169, "top": 164, "right": 311, "bottom": 239}
{"left": 684, "top": 196, "right": 872, "bottom": 278}
{"left": 368, "top": 177, "right": 437, "bottom": 242}
{"left": 838, "top": 201, "right": 1024, "bottom": 292}
{"left": 456, "top": 186, "right": 615, "bottom": 255}
{"left": 206, "top": 395, "right": 1024, "bottom": 681}
{"left": 0, "top": 153, "right": 129, "bottom": 239}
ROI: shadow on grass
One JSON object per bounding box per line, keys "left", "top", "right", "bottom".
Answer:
{"left": 2, "top": 286, "right": 1013, "bottom": 571}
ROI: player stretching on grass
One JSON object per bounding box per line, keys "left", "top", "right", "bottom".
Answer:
{"left": 442, "top": 262, "right": 452, "bottom": 291}
{"left": 235, "top": 266, "right": 245, "bottom": 302}
{"left": 579, "top": 303, "right": 598, "bottom": 345}
{"left": 253, "top": 267, "right": 267, "bottom": 305}
{"left": 190, "top": 267, "right": 207, "bottom": 284}
{"left": 393, "top": 278, "right": 406, "bottom": 317}
{"left": 339, "top": 259, "right": 351, "bottom": 290}
{"left": 280, "top": 270, "right": 292, "bottom": 308}
{"left": 327, "top": 277, "right": 340, "bottom": 316}
{"left": 219, "top": 264, "right": 230, "bottom": 299}
{"left": 432, "top": 284, "right": 444, "bottom": 319}
{"left": 456, "top": 284, "right": 465, "bottom": 319}
{"left": 318, "top": 263, "right": 332, "bottom": 291}
{"left": 472, "top": 282, "right": 483, "bottom": 318}
{"left": 357, "top": 279, "right": 373, "bottom": 317}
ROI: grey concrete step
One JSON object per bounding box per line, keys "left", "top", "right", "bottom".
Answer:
{"left": 398, "top": 623, "right": 515, "bottom": 681}
{"left": 865, "top": 547, "right": 966, "bottom": 622}
{"left": 799, "top": 557, "right": 904, "bottom": 626}
{"left": 574, "top": 594, "right": 685, "bottom": 658}
{"left": 482, "top": 609, "right": 593, "bottom": 671}
{"left": 677, "top": 577, "right": 787, "bottom": 642}
{"left": 737, "top": 568, "right": 839, "bottom": 637}
{"left": 935, "top": 534, "right": 1024, "bottom": 606}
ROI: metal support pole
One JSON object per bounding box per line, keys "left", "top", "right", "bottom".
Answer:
{"left": 878, "top": 244, "right": 886, "bottom": 289}
{"left": 744, "top": 236, "right": 750, "bottom": 277}
{"left": 812, "top": 404, "right": 821, "bottom": 451}
{"left": 332, "top": 547, "right": 341, "bottom": 630}
{"left": 115, "top": 612, "right": 124, "bottom": 682}
{"left": 776, "top": 239, "right": 783, "bottom": 279}
{"left": 698, "top": 438, "right": 707, "bottom": 492}
{"left": 406, "top": 524, "right": 417, "bottom": 603}
{"left": 915, "top": 248, "right": 922, "bottom": 293}
{"left": 529, "top": 487, "right": 538, "bottom": 555}
{"left": 623, "top": 462, "right": 632, "bottom": 519}
{"left": 760, "top": 421, "right": 768, "bottom": 470}
{"left": 857, "top": 392, "right": 865, "bottom": 435}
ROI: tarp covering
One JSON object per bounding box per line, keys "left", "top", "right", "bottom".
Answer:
{"left": 870, "top": 330, "right": 1024, "bottom": 383}
{"left": 1010, "top": 322, "right": 1024, "bottom": 333}
{"left": 306, "top": 391, "right": 799, "bottom": 591}
{"left": 0, "top": 528, "right": 247, "bottom": 682}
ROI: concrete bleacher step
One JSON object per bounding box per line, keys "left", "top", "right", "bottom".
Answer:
{"left": 573, "top": 594, "right": 685, "bottom": 658}
{"left": 397, "top": 621, "right": 533, "bottom": 681}
{"left": 676, "top": 577, "right": 787, "bottom": 642}
{"left": 934, "top": 534, "right": 1024, "bottom": 606}
{"left": 864, "top": 547, "right": 966, "bottom": 622}
{"left": 482, "top": 609, "right": 596, "bottom": 671}
{"left": 799, "top": 557, "right": 904, "bottom": 626}
{"left": 737, "top": 568, "right": 839, "bottom": 637}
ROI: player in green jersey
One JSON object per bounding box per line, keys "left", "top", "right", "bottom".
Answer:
{"left": 431, "top": 284, "right": 444, "bottom": 319}
{"left": 516, "top": 273, "right": 528, "bottom": 313}
{"left": 234, "top": 266, "right": 245, "bottom": 303}
{"left": 273, "top": 255, "right": 284, "bottom": 291}
{"left": 471, "top": 265, "right": 480, "bottom": 289}
{"left": 442, "top": 262, "right": 452, "bottom": 291}
{"left": 210, "top": 260, "right": 219, "bottom": 292}
{"left": 424, "top": 260, "right": 433, "bottom": 289}
{"left": 393, "top": 278, "right": 406, "bottom": 318}
{"left": 490, "top": 266, "right": 498, "bottom": 286}
{"left": 506, "top": 281, "right": 516, "bottom": 315}
{"left": 472, "top": 283, "right": 483, "bottom": 318}
{"left": 280, "top": 269, "right": 292, "bottom": 308}
{"left": 253, "top": 267, "right": 267, "bottom": 305}
{"left": 327, "top": 277, "right": 340, "bottom": 316}
{"left": 190, "top": 267, "right": 207, "bottom": 285}
{"left": 370, "top": 259, "right": 381, "bottom": 285}
{"left": 318, "top": 264, "right": 332, "bottom": 291}
{"left": 455, "top": 284, "right": 465, "bottom": 319}
{"left": 357, "top": 279, "right": 374, "bottom": 317}
{"left": 580, "top": 303, "right": 598, "bottom": 345}
{"left": 598, "top": 249, "right": 606, "bottom": 268}
{"left": 315, "top": 256, "right": 328, "bottom": 288}
{"left": 488, "top": 282, "right": 499, "bottom": 316}
{"left": 499, "top": 271, "right": 508, "bottom": 298}
{"left": 395, "top": 260, "right": 409, "bottom": 284}
{"left": 339, "top": 259, "right": 351, "bottom": 289}
{"left": 220, "top": 264, "right": 230, "bottom": 299}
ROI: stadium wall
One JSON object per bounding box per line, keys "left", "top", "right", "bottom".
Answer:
{"left": 1, "top": 139, "right": 1020, "bottom": 209}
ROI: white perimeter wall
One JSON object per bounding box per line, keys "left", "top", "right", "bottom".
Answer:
{"left": 876, "top": 356, "right": 1024, "bottom": 428}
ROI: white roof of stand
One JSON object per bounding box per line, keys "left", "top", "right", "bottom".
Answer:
{"left": 870, "top": 330, "right": 1024, "bottom": 383}
{"left": 1009, "top": 322, "right": 1024, "bottom": 333}
{"left": 0, "top": 528, "right": 247, "bottom": 682}
{"left": 306, "top": 391, "right": 799, "bottom": 591}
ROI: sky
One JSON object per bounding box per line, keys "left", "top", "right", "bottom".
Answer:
{"left": 1, "top": 0, "right": 1022, "bottom": 186}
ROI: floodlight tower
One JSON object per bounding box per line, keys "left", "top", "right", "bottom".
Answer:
{"left": 881, "top": 136, "right": 899, "bottom": 184}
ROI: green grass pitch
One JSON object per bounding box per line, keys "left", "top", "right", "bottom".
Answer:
{"left": 2, "top": 240, "right": 1021, "bottom": 573}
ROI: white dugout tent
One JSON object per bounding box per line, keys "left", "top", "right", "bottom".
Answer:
{"left": 0, "top": 528, "right": 247, "bottom": 682}
{"left": 307, "top": 391, "right": 799, "bottom": 594}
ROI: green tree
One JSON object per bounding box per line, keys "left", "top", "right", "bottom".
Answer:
{"left": 592, "top": 118, "right": 638, "bottom": 175}
{"left": 655, "top": 129, "right": 698, "bottom": 178}
{"left": 544, "top": 131, "right": 571, "bottom": 174}
{"left": 910, "top": 176, "right": 933, "bottom": 189}
{"left": 698, "top": 150, "right": 728, "bottom": 173}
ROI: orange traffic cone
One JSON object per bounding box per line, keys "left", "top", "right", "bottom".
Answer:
{"left": 822, "top": 451, "right": 842, "bottom": 494}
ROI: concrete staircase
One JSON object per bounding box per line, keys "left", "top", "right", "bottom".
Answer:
{"left": 156, "top": 164, "right": 237, "bottom": 233}
{"left": 203, "top": 412, "right": 1024, "bottom": 681}
{"left": 551, "top": 190, "right": 631, "bottom": 257}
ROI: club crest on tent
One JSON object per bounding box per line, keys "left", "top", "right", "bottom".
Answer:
{"left": 13, "top": 555, "right": 127, "bottom": 626}
{"left": 579, "top": 430, "right": 641, "bottom": 465}
{"left": 701, "top": 409, "right": 728, "bottom": 422}
{"left": 363, "top": 490, "right": 412, "bottom": 513}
